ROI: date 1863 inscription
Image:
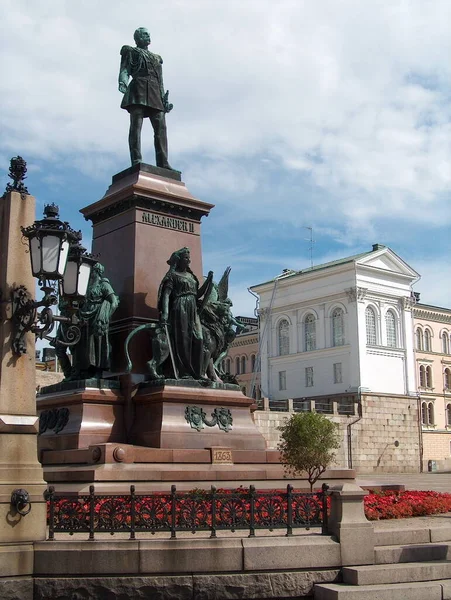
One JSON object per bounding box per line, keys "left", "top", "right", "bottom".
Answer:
{"left": 211, "top": 448, "right": 233, "bottom": 464}
{"left": 142, "top": 211, "right": 195, "bottom": 233}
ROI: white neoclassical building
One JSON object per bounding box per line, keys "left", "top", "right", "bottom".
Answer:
{"left": 251, "top": 244, "right": 420, "bottom": 404}
{"left": 249, "top": 244, "right": 424, "bottom": 473}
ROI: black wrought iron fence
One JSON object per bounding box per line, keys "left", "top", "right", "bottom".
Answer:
{"left": 46, "top": 484, "right": 329, "bottom": 540}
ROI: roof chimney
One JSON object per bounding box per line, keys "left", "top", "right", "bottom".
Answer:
{"left": 372, "top": 243, "right": 385, "bottom": 251}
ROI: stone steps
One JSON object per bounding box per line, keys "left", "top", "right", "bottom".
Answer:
{"left": 314, "top": 533, "right": 451, "bottom": 599}
{"left": 375, "top": 542, "right": 451, "bottom": 564}
{"left": 343, "top": 560, "right": 451, "bottom": 585}
{"left": 375, "top": 526, "right": 451, "bottom": 547}
{"left": 315, "top": 580, "right": 450, "bottom": 599}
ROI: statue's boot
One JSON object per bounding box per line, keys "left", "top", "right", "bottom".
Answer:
{"left": 130, "top": 148, "right": 142, "bottom": 166}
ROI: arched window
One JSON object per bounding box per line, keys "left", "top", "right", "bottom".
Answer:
{"left": 428, "top": 402, "right": 434, "bottom": 425}
{"left": 445, "top": 368, "right": 451, "bottom": 390}
{"left": 424, "top": 329, "right": 432, "bottom": 352}
{"left": 241, "top": 356, "right": 246, "bottom": 374}
{"left": 278, "top": 319, "right": 290, "bottom": 355}
{"left": 332, "top": 308, "right": 344, "bottom": 347}
{"left": 226, "top": 358, "right": 231, "bottom": 373}
{"left": 235, "top": 357, "right": 240, "bottom": 375}
{"left": 304, "top": 313, "right": 316, "bottom": 351}
{"left": 419, "top": 365, "right": 426, "bottom": 387}
{"left": 385, "top": 311, "right": 396, "bottom": 348}
{"left": 251, "top": 354, "right": 256, "bottom": 372}
{"left": 421, "top": 402, "right": 428, "bottom": 425}
{"left": 365, "top": 307, "right": 377, "bottom": 345}
{"left": 442, "top": 332, "right": 450, "bottom": 354}
{"left": 446, "top": 404, "right": 451, "bottom": 426}
{"left": 426, "top": 366, "right": 433, "bottom": 388}
{"left": 416, "top": 329, "right": 424, "bottom": 351}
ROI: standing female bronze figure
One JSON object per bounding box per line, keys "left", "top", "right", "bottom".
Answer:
{"left": 156, "top": 248, "right": 212, "bottom": 379}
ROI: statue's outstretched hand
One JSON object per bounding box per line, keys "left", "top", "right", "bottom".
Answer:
{"left": 118, "top": 82, "right": 127, "bottom": 94}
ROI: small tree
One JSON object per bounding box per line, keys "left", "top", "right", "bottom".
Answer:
{"left": 278, "top": 411, "right": 341, "bottom": 491}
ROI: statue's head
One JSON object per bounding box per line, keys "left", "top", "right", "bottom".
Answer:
{"left": 134, "top": 27, "right": 150, "bottom": 48}
{"left": 91, "top": 262, "right": 105, "bottom": 280}
{"left": 167, "top": 247, "right": 190, "bottom": 269}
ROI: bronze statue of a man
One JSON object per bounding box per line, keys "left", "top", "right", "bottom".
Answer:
{"left": 119, "top": 27, "right": 173, "bottom": 168}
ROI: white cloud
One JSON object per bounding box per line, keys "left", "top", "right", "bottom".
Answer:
{"left": 1, "top": 0, "right": 450, "bottom": 309}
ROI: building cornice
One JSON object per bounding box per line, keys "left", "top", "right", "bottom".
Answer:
{"left": 414, "top": 307, "right": 451, "bottom": 324}
{"left": 230, "top": 336, "right": 258, "bottom": 348}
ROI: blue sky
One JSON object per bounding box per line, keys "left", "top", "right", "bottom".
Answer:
{"left": 1, "top": 0, "right": 450, "bottom": 316}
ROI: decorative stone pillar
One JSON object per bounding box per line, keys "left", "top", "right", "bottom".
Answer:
{"left": 0, "top": 189, "right": 47, "bottom": 586}
{"left": 327, "top": 483, "right": 374, "bottom": 566}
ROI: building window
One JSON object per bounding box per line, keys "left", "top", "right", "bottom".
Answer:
{"left": 422, "top": 401, "right": 435, "bottom": 426}
{"left": 442, "top": 332, "right": 450, "bottom": 354}
{"left": 446, "top": 404, "right": 451, "bottom": 426}
{"left": 226, "top": 358, "right": 231, "bottom": 373}
{"left": 304, "top": 313, "right": 316, "bottom": 351}
{"left": 235, "top": 357, "right": 240, "bottom": 375}
{"left": 385, "top": 310, "right": 397, "bottom": 347}
{"left": 332, "top": 308, "right": 344, "bottom": 346}
{"left": 424, "top": 329, "right": 432, "bottom": 352}
{"left": 365, "top": 306, "right": 377, "bottom": 345}
{"left": 305, "top": 366, "right": 314, "bottom": 387}
{"left": 278, "top": 319, "right": 290, "bottom": 356}
{"left": 419, "top": 365, "right": 426, "bottom": 387}
{"left": 428, "top": 402, "right": 434, "bottom": 425}
{"left": 420, "top": 365, "right": 433, "bottom": 388}
{"left": 416, "top": 328, "right": 424, "bottom": 351}
{"left": 445, "top": 368, "right": 451, "bottom": 390}
{"left": 241, "top": 356, "right": 246, "bottom": 374}
{"left": 251, "top": 354, "right": 256, "bottom": 372}
{"left": 333, "top": 362, "right": 342, "bottom": 384}
{"left": 426, "top": 366, "right": 433, "bottom": 388}
{"left": 279, "top": 370, "right": 286, "bottom": 391}
{"left": 421, "top": 402, "right": 427, "bottom": 425}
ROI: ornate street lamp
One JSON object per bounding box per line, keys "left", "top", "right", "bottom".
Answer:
{"left": 11, "top": 204, "right": 96, "bottom": 355}
{"left": 22, "top": 203, "right": 73, "bottom": 282}
{"left": 61, "top": 237, "right": 97, "bottom": 299}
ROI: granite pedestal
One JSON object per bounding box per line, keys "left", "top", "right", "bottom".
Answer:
{"left": 80, "top": 164, "right": 214, "bottom": 373}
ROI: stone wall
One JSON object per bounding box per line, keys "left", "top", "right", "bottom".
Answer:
{"left": 253, "top": 393, "right": 421, "bottom": 473}
{"left": 423, "top": 431, "right": 451, "bottom": 470}
{"left": 36, "top": 370, "right": 64, "bottom": 392}
{"left": 351, "top": 393, "right": 420, "bottom": 473}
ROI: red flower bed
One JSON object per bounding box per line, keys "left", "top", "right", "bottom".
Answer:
{"left": 364, "top": 490, "right": 451, "bottom": 521}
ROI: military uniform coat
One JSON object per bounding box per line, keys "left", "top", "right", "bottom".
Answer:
{"left": 119, "top": 45, "right": 165, "bottom": 112}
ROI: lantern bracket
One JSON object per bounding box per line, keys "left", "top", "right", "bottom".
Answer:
{"left": 11, "top": 284, "right": 82, "bottom": 356}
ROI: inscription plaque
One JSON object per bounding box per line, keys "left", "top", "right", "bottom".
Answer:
{"left": 210, "top": 447, "right": 233, "bottom": 465}
{"left": 141, "top": 210, "right": 195, "bottom": 234}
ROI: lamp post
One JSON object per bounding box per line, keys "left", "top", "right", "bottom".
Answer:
{"left": 11, "top": 204, "right": 96, "bottom": 355}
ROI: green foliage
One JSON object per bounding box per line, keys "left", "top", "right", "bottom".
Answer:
{"left": 278, "top": 412, "right": 341, "bottom": 491}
